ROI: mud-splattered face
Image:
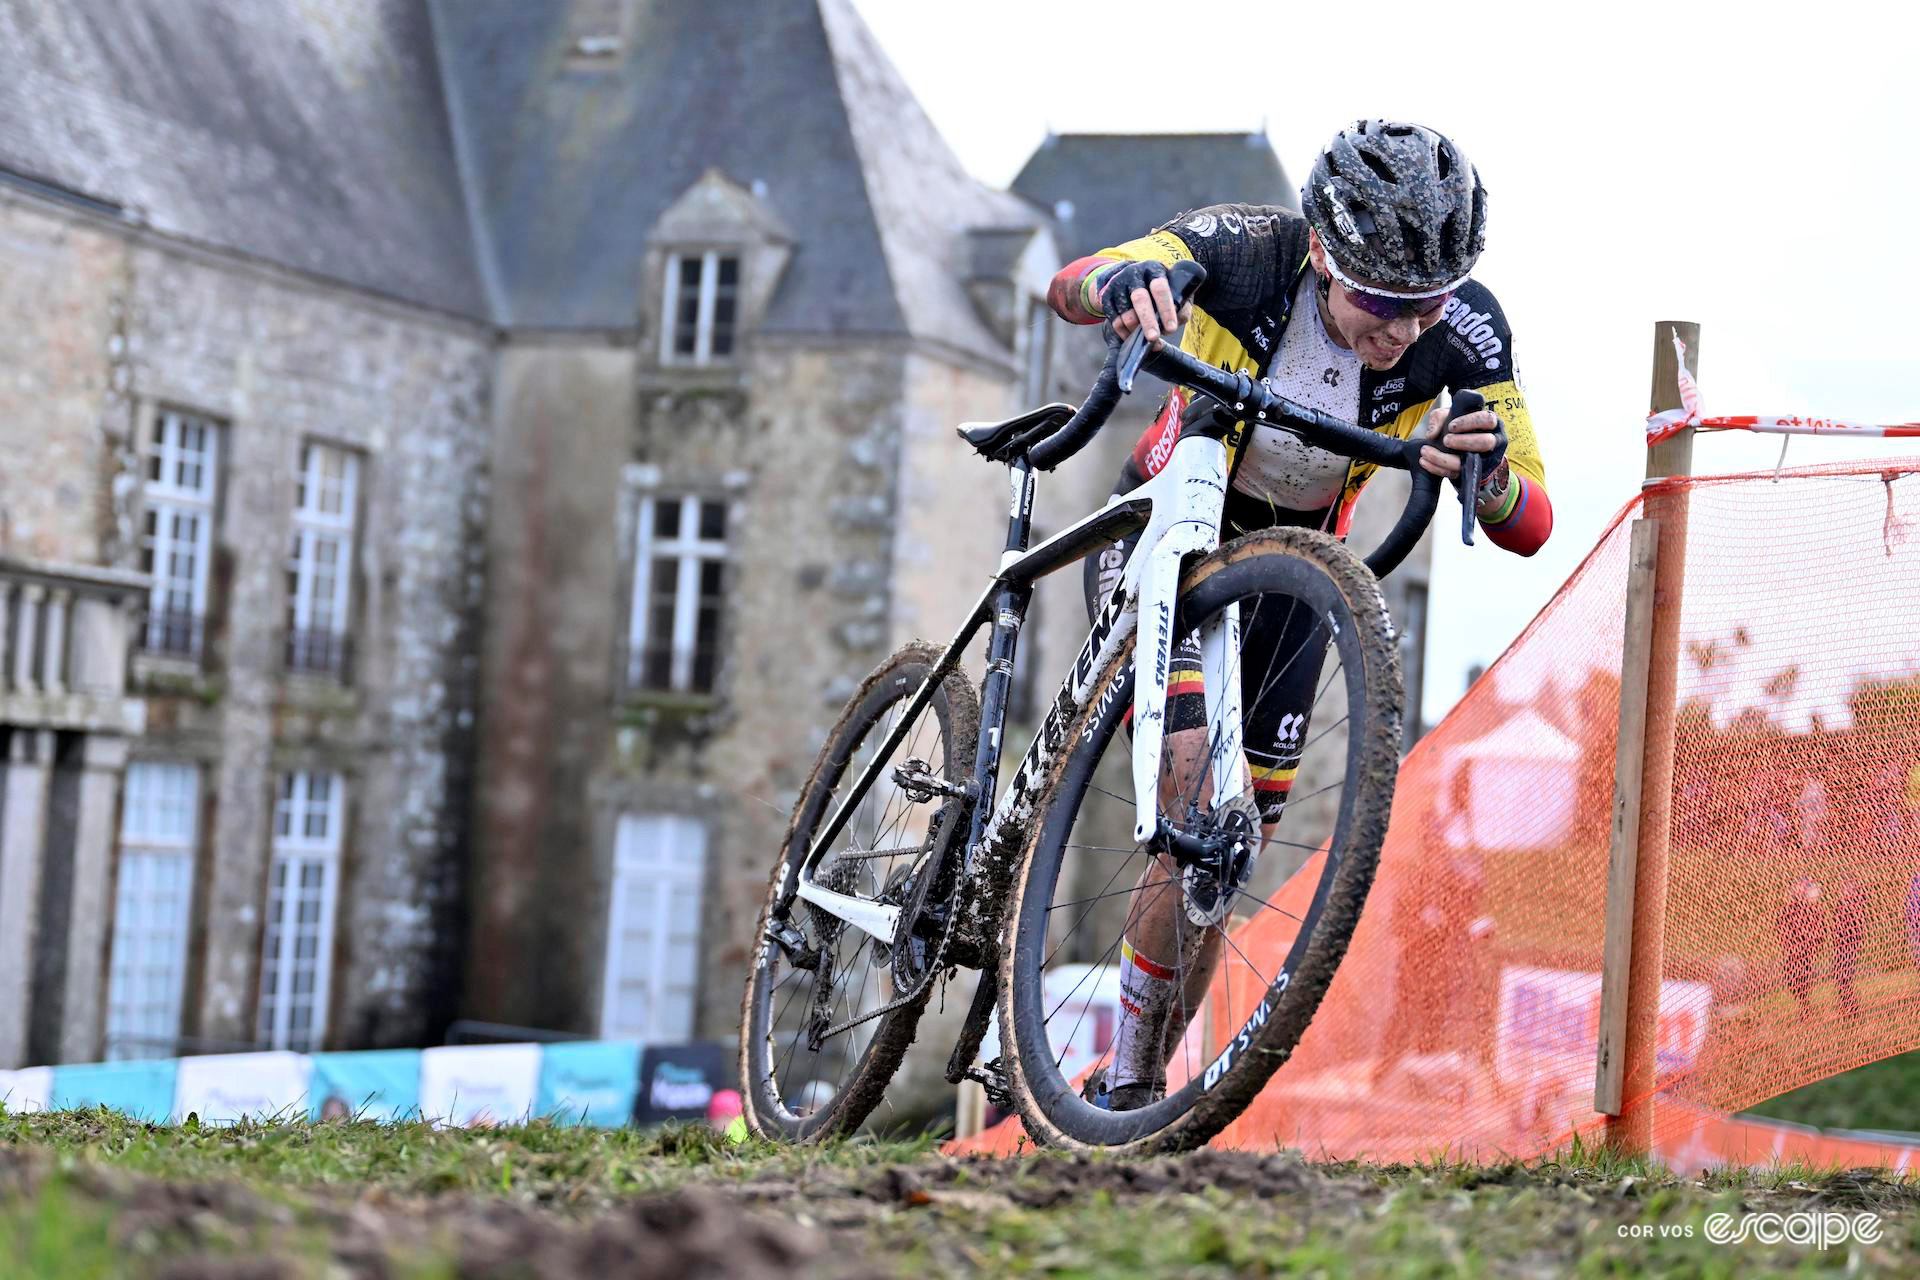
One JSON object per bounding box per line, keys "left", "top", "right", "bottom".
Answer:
{"left": 1307, "top": 230, "right": 1450, "bottom": 373}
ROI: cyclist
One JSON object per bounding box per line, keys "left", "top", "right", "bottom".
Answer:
{"left": 1045, "top": 120, "right": 1552, "bottom": 1110}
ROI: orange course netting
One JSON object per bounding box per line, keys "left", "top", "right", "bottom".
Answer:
{"left": 955, "top": 458, "right": 1920, "bottom": 1169}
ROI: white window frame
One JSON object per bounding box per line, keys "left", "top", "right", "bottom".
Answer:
{"left": 257, "top": 770, "right": 345, "bottom": 1052}
{"left": 627, "top": 493, "right": 728, "bottom": 694}
{"left": 658, "top": 250, "right": 741, "bottom": 366}
{"left": 140, "top": 409, "right": 220, "bottom": 656}
{"left": 104, "top": 762, "right": 200, "bottom": 1060}
{"left": 600, "top": 814, "right": 708, "bottom": 1042}
{"left": 286, "top": 442, "right": 360, "bottom": 675}
{"left": 1021, "top": 295, "right": 1054, "bottom": 407}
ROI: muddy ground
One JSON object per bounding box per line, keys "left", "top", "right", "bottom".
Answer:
{"left": 5, "top": 1135, "right": 1920, "bottom": 1278}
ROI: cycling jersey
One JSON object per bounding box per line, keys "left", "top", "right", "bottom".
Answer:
{"left": 1049, "top": 203, "right": 1552, "bottom": 555}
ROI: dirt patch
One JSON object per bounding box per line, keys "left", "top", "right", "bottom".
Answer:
{"left": 0, "top": 1146, "right": 864, "bottom": 1280}
{"left": 7, "top": 1141, "right": 1920, "bottom": 1277}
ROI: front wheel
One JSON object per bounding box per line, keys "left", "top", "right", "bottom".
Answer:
{"left": 997, "top": 528, "right": 1404, "bottom": 1153}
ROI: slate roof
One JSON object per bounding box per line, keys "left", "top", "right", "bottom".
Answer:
{"left": 0, "top": 0, "right": 1037, "bottom": 359}
{"left": 432, "top": 0, "right": 1033, "bottom": 355}
{"left": 0, "top": 0, "right": 491, "bottom": 318}
{"left": 1011, "top": 132, "right": 1299, "bottom": 261}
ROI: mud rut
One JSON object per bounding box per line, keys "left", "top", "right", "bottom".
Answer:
{"left": 6, "top": 1143, "right": 1919, "bottom": 1278}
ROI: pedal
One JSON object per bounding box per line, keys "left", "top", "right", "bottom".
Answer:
{"left": 892, "top": 758, "right": 969, "bottom": 804}
{"left": 766, "top": 918, "right": 819, "bottom": 971}
{"left": 965, "top": 1057, "right": 1014, "bottom": 1110}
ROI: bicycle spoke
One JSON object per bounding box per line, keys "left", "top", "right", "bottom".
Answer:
{"left": 1046, "top": 877, "right": 1177, "bottom": 915}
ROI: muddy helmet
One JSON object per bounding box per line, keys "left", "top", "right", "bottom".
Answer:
{"left": 1301, "top": 120, "right": 1487, "bottom": 293}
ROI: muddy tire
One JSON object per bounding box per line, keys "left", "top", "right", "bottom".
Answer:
{"left": 739, "top": 643, "right": 979, "bottom": 1143}
{"left": 996, "top": 529, "right": 1403, "bottom": 1153}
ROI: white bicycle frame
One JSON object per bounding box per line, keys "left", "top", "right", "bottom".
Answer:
{"left": 791, "top": 429, "right": 1253, "bottom": 943}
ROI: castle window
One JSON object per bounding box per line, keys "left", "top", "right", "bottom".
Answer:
{"left": 139, "top": 410, "right": 222, "bottom": 660}
{"left": 660, "top": 252, "right": 740, "bottom": 366}
{"left": 103, "top": 761, "right": 200, "bottom": 1059}
{"left": 258, "top": 770, "right": 345, "bottom": 1053}
{"left": 285, "top": 442, "right": 361, "bottom": 679}
{"left": 627, "top": 494, "right": 728, "bottom": 694}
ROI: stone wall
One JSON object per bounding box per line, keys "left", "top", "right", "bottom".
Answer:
{"left": 467, "top": 337, "right": 921, "bottom": 1043}
{"left": 0, "top": 190, "right": 493, "bottom": 1057}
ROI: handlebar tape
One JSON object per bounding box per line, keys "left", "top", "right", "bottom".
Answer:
{"left": 1029, "top": 261, "right": 1209, "bottom": 471}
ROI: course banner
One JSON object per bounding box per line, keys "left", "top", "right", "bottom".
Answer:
{"left": 418, "top": 1044, "right": 542, "bottom": 1127}
{"left": 310, "top": 1049, "right": 422, "bottom": 1122}
{"left": 535, "top": 1040, "right": 642, "bottom": 1127}
{"left": 0, "top": 1067, "right": 53, "bottom": 1113}
{"left": 174, "top": 1052, "right": 314, "bottom": 1124}
{"left": 50, "top": 1059, "right": 178, "bottom": 1121}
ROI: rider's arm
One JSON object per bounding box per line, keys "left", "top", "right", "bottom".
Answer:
{"left": 1473, "top": 382, "right": 1552, "bottom": 556}
{"left": 1436, "top": 283, "right": 1552, "bottom": 556}
{"left": 1047, "top": 204, "right": 1288, "bottom": 326}
{"left": 1048, "top": 254, "right": 1126, "bottom": 325}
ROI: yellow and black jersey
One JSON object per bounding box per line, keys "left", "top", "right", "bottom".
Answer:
{"left": 1061, "top": 203, "right": 1550, "bottom": 554}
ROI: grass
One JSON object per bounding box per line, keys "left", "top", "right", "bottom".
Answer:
{"left": 1747, "top": 1050, "right": 1920, "bottom": 1133}
{"left": 5, "top": 1109, "right": 1920, "bottom": 1276}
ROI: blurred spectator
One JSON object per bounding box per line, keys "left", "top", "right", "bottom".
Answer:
{"left": 1777, "top": 877, "right": 1826, "bottom": 1016}
{"left": 1831, "top": 879, "right": 1868, "bottom": 1017}
{"left": 1370, "top": 767, "right": 1486, "bottom": 1089}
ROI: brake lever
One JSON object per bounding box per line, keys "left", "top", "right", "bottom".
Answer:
{"left": 1117, "top": 327, "right": 1149, "bottom": 393}
{"left": 1442, "top": 390, "right": 1488, "bottom": 546}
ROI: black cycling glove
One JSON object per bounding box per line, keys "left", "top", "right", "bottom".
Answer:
{"left": 1097, "top": 259, "right": 1172, "bottom": 320}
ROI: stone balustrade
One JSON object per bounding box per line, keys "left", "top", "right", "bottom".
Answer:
{"left": 0, "top": 556, "right": 148, "bottom": 735}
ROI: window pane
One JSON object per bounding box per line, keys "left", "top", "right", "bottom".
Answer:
{"left": 698, "top": 559, "right": 724, "bottom": 598}
{"left": 693, "top": 604, "right": 722, "bottom": 694}
{"left": 653, "top": 499, "right": 682, "bottom": 539}
{"left": 716, "top": 256, "right": 738, "bottom": 286}
{"left": 698, "top": 501, "right": 726, "bottom": 541}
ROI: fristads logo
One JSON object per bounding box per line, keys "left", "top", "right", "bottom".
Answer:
{"left": 1440, "top": 298, "right": 1504, "bottom": 370}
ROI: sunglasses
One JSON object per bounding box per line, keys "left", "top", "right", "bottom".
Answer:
{"left": 1322, "top": 250, "right": 1465, "bottom": 322}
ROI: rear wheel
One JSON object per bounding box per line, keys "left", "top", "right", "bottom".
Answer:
{"left": 997, "top": 529, "right": 1403, "bottom": 1152}
{"left": 739, "top": 643, "right": 979, "bottom": 1142}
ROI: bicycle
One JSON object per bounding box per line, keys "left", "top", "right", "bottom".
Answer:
{"left": 739, "top": 261, "right": 1486, "bottom": 1153}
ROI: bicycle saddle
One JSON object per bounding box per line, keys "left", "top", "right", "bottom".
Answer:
{"left": 956, "top": 403, "right": 1075, "bottom": 462}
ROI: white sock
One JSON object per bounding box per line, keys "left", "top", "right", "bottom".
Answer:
{"left": 1109, "top": 938, "right": 1178, "bottom": 1091}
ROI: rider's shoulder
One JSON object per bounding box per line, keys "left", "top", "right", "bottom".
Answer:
{"left": 1155, "top": 203, "right": 1305, "bottom": 247}
{"left": 1416, "top": 279, "right": 1518, "bottom": 382}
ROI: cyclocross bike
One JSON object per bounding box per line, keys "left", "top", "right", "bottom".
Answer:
{"left": 739, "top": 261, "right": 1486, "bottom": 1153}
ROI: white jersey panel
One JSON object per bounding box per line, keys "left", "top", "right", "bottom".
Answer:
{"left": 1232, "top": 277, "right": 1361, "bottom": 511}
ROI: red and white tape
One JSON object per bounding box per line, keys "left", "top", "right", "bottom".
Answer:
{"left": 1646, "top": 329, "right": 1920, "bottom": 443}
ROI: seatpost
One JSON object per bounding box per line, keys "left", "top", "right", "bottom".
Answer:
{"left": 961, "top": 462, "right": 1037, "bottom": 866}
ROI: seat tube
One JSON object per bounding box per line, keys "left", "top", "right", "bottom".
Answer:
{"left": 964, "top": 464, "right": 1037, "bottom": 842}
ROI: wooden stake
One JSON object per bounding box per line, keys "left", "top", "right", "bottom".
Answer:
{"left": 1602, "top": 321, "right": 1700, "bottom": 1152}
{"left": 1593, "top": 517, "right": 1661, "bottom": 1114}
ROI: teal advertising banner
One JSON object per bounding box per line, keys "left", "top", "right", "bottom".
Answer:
{"left": 309, "top": 1050, "right": 423, "bottom": 1122}
{"left": 535, "top": 1040, "right": 642, "bottom": 1127}
{"left": 49, "top": 1060, "right": 178, "bottom": 1121}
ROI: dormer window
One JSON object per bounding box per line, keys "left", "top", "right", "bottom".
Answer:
{"left": 661, "top": 251, "right": 740, "bottom": 366}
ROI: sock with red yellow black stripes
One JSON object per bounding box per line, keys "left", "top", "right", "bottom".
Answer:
{"left": 1109, "top": 937, "right": 1179, "bottom": 1092}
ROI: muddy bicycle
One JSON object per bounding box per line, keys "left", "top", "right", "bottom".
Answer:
{"left": 739, "top": 261, "right": 1484, "bottom": 1153}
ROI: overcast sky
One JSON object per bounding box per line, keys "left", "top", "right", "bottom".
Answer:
{"left": 848, "top": 0, "right": 1920, "bottom": 724}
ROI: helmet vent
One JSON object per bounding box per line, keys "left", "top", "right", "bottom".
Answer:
{"left": 1436, "top": 146, "right": 1454, "bottom": 180}
{"left": 1398, "top": 214, "right": 1424, "bottom": 261}
{"left": 1360, "top": 149, "right": 1398, "bottom": 185}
